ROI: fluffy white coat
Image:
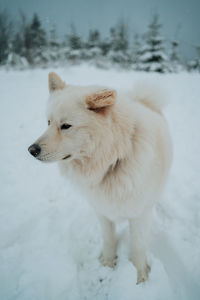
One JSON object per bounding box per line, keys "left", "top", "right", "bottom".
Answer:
{"left": 29, "top": 73, "right": 173, "bottom": 284}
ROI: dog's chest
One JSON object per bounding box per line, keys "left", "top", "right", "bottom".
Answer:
{"left": 63, "top": 162, "right": 150, "bottom": 221}
{"left": 79, "top": 173, "right": 147, "bottom": 221}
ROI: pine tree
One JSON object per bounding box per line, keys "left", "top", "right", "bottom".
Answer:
{"left": 99, "top": 38, "right": 111, "bottom": 56}
{"left": 131, "top": 33, "right": 141, "bottom": 69}
{"left": 8, "top": 32, "right": 27, "bottom": 68}
{"left": 108, "top": 21, "right": 129, "bottom": 67}
{"left": 87, "top": 30, "right": 100, "bottom": 48}
{"left": 170, "top": 41, "right": 179, "bottom": 62}
{"left": 139, "top": 14, "right": 169, "bottom": 73}
{"left": 196, "top": 46, "right": 200, "bottom": 71}
{"left": 187, "top": 45, "right": 200, "bottom": 72}
{"left": 7, "top": 12, "right": 30, "bottom": 68}
{"left": 170, "top": 40, "right": 181, "bottom": 72}
{"left": 47, "top": 24, "right": 61, "bottom": 65}
{"left": 12, "top": 33, "right": 24, "bottom": 55}
{"left": 84, "top": 29, "right": 102, "bottom": 63}
{"left": 49, "top": 25, "right": 59, "bottom": 48}
{"left": 24, "top": 13, "right": 47, "bottom": 64}
{"left": 66, "top": 24, "right": 82, "bottom": 63}
{"left": 11, "top": 12, "right": 26, "bottom": 56}
{"left": 68, "top": 24, "right": 82, "bottom": 50}
{"left": 113, "top": 21, "right": 128, "bottom": 52}
{"left": 0, "top": 11, "right": 12, "bottom": 64}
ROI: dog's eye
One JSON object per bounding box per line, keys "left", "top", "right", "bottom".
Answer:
{"left": 61, "top": 123, "right": 72, "bottom": 130}
{"left": 48, "top": 120, "right": 50, "bottom": 126}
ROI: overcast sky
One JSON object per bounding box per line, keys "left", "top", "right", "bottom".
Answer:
{"left": 0, "top": 0, "right": 200, "bottom": 59}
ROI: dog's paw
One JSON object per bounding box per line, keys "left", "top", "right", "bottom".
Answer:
{"left": 99, "top": 253, "right": 118, "bottom": 268}
{"left": 136, "top": 264, "right": 151, "bottom": 284}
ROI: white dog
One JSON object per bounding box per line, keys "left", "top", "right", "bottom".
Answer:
{"left": 28, "top": 73, "right": 172, "bottom": 284}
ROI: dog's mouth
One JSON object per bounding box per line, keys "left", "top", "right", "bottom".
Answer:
{"left": 36, "top": 154, "right": 71, "bottom": 162}
{"left": 62, "top": 154, "right": 71, "bottom": 160}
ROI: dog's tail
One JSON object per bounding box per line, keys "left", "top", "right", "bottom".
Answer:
{"left": 131, "top": 81, "right": 167, "bottom": 114}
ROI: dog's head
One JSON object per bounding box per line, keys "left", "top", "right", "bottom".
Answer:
{"left": 28, "top": 72, "right": 116, "bottom": 163}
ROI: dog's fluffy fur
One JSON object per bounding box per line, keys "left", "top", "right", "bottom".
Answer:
{"left": 29, "top": 73, "right": 172, "bottom": 284}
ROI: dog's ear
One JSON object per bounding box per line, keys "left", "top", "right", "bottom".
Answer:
{"left": 48, "top": 72, "right": 66, "bottom": 92}
{"left": 85, "top": 89, "right": 116, "bottom": 114}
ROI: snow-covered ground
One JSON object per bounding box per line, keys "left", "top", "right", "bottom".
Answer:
{"left": 0, "top": 65, "right": 200, "bottom": 300}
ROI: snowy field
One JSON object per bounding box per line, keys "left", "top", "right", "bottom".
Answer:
{"left": 0, "top": 65, "right": 200, "bottom": 300}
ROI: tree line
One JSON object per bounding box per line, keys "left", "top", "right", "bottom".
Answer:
{"left": 0, "top": 10, "right": 199, "bottom": 72}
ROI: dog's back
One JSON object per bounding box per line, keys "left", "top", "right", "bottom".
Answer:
{"left": 131, "top": 81, "right": 167, "bottom": 114}
{"left": 130, "top": 82, "right": 173, "bottom": 194}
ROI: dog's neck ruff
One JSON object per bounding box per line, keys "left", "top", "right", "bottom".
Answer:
{"left": 101, "top": 158, "right": 121, "bottom": 184}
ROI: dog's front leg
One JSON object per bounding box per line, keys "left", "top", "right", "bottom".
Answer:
{"left": 98, "top": 215, "right": 117, "bottom": 268}
{"left": 129, "top": 210, "right": 152, "bottom": 284}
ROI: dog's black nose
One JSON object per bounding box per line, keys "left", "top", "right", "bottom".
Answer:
{"left": 28, "top": 144, "right": 41, "bottom": 157}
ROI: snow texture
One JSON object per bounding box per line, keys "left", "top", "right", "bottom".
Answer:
{"left": 0, "top": 65, "right": 200, "bottom": 300}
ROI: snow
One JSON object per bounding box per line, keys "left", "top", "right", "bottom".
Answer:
{"left": 0, "top": 65, "right": 200, "bottom": 300}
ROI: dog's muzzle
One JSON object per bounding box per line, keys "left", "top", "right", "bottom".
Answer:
{"left": 28, "top": 144, "right": 41, "bottom": 158}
